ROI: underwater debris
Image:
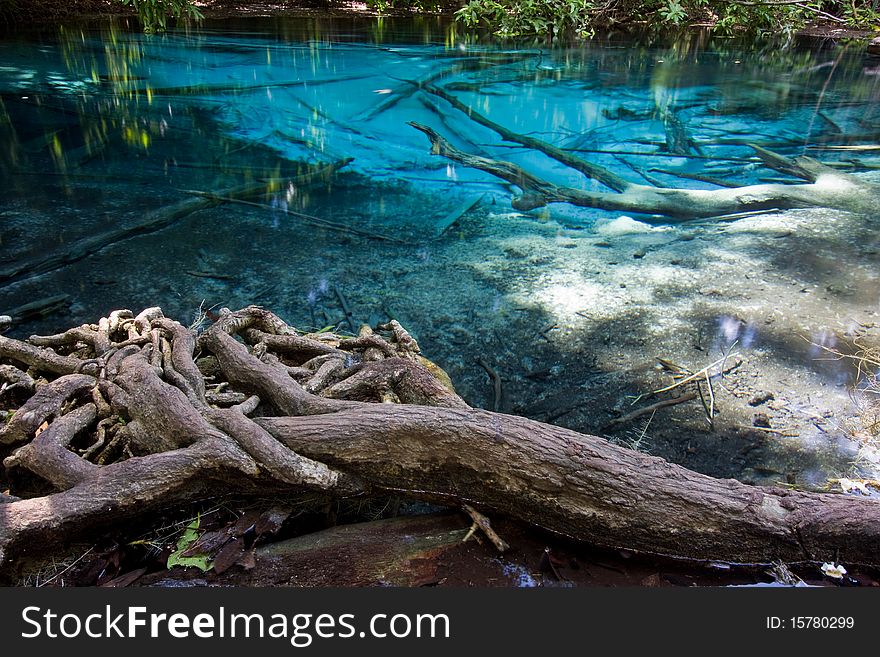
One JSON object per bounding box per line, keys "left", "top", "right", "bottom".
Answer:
{"left": 820, "top": 562, "right": 847, "bottom": 579}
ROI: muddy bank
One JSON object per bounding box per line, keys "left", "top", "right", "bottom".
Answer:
{"left": 21, "top": 507, "right": 879, "bottom": 587}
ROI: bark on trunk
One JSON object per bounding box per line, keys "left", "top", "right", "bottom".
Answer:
{"left": 258, "top": 406, "right": 880, "bottom": 566}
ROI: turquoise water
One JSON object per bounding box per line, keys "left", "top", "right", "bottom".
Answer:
{"left": 2, "top": 18, "right": 880, "bottom": 486}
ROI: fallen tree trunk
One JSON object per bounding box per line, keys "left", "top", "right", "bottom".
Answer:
{"left": 138, "top": 514, "right": 471, "bottom": 587}
{"left": 261, "top": 406, "right": 880, "bottom": 566}
{"left": 1, "top": 306, "right": 878, "bottom": 581}
{"left": 406, "top": 84, "right": 880, "bottom": 220}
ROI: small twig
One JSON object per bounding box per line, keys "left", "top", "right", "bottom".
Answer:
{"left": 462, "top": 504, "right": 509, "bottom": 552}
{"left": 638, "top": 409, "right": 656, "bottom": 442}
{"left": 614, "top": 155, "right": 664, "bottom": 186}
{"left": 649, "top": 167, "right": 740, "bottom": 188}
{"left": 186, "top": 271, "right": 236, "bottom": 281}
{"left": 813, "top": 145, "right": 880, "bottom": 152}
{"left": 334, "top": 287, "right": 356, "bottom": 333}
{"left": 653, "top": 354, "right": 737, "bottom": 394}
{"left": 538, "top": 322, "right": 559, "bottom": 341}
{"left": 182, "top": 191, "right": 409, "bottom": 244}
{"left": 603, "top": 391, "right": 698, "bottom": 430}
{"left": 720, "top": 340, "right": 738, "bottom": 378}
{"left": 37, "top": 545, "right": 95, "bottom": 587}
{"left": 433, "top": 194, "right": 485, "bottom": 237}
{"left": 695, "top": 381, "right": 714, "bottom": 430}
{"left": 476, "top": 357, "right": 502, "bottom": 412}
{"left": 804, "top": 335, "right": 880, "bottom": 373}
{"left": 705, "top": 369, "right": 715, "bottom": 422}
{"left": 744, "top": 426, "right": 800, "bottom": 437}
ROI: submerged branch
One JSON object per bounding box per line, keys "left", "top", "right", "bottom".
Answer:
{"left": 0, "top": 159, "right": 353, "bottom": 287}
{"left": 416, "top": 84, "right": 632, "bottom": 193}
{"left": 408, "top": 119, "right": 878, "bottom": 220}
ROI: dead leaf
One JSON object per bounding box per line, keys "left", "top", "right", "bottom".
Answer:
{"left": 181, "top": 529, "right": 230, "bottom": 557}
{"left": 640, "top": 573, "right": 663, "bottom": 587}
{"left": 35, "top": 420, "right": 49, "bottom": 437}
{"left": 254, "top": 506, "right": 293, "bottom": 538}
{"left": 229, "top": 510, "right": 262, "bottom": 538}
{"left": 238, "top": 548, "right": 257, "bottom": 571}
{"left": 212, "top": 537, "right": 246, "bottom": 574}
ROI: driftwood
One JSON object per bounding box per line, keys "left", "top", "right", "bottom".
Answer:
{"left": 406, "top": 85, "right": 880, "bottom": 220}
{"left": 1, "top": 305, "right": 879, "bottom": 581}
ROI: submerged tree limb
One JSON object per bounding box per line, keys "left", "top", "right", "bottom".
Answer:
{"left": 0, "top": 159, "right": 353, "bottom": 287}
{"left": 406, "top": 85, "right": 878, "bottom": 221}
{"left": 408, "top": 121, "right": 879, "bottom": 220}
{"left": 416, "top": 83, "right": 632, "bottom": 193}
{"left": 0, "top": 305, "right": 878, "bottom": 579}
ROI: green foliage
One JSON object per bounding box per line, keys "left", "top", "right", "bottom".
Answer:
{"left": 118, "top": 0, "right": 202, "bottom": 33}
{"left": 452, "top": 0, "right": 880, "bottom": 38}
{"left": 363, "top": 0, "right": 444, "bottom": 14}
{"left": 166, "top": 516, "right": 212, "bottom": 572}
{"left": 842, "top": 0, "right": 880, "bottom": 27}
{"left": 659, "top": 0, "right": 688, "bottom": 25}
{"left": 456, "top": 0, "right": 597, "bottom": 37}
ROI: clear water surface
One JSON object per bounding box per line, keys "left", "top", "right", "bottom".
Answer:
{"left": 2, "top": 17, "right": 880, "bottom": 488}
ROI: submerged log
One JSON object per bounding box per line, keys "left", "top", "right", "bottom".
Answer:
{"left": 0, "top": 305, "right": 878, "bottom": 581}
{"left": 407, "top": 86, "right": 880, "bottom": 221}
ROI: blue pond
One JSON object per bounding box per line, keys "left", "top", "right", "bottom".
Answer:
{"left": 2, "top": 17, "right": 880, "bottom": 488}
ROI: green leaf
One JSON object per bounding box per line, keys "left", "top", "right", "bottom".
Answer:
{"left": 166, "top": 516, "right": 212, "bottom": 572}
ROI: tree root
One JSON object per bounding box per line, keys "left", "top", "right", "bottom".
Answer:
{"left": 1, "top": 304, "right": 879, "bottom": 579}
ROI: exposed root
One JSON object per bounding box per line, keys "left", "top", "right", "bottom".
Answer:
{"left": 1, "top": 304, "right": 879, "bottom": 579}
